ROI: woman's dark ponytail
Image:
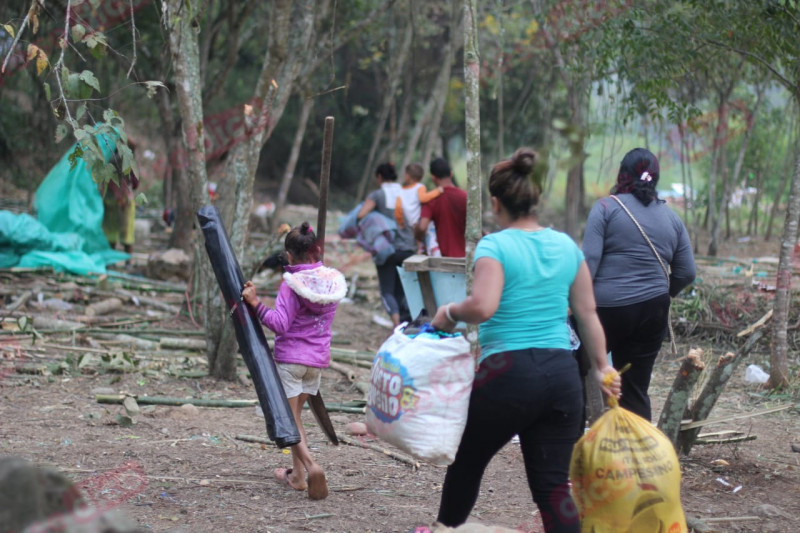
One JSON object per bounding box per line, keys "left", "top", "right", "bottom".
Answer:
{"left": 611, "top": 148, "right": 661, "bottom": 206}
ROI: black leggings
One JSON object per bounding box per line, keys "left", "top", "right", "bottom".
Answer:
{"left": 597, "top": 293, "right": 670, "bottom": 421}
{"left": 437, "top": 348, "right": 583, "bottom": 533}
{"left": 376, "top": 250, "right": 414, "bottom": 322}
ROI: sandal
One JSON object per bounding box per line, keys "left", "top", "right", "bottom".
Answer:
{"left": 273, "top": 467, "right": 306, "bottom": 491}
{"left": 307, "top": 469, "right": 328, "bottom": 500}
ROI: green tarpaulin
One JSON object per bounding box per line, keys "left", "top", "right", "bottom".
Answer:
{"left": 0, "top": 130, "right": 129, "bottom": 275}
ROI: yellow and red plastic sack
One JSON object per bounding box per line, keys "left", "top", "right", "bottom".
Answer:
{"left": 570, "top": 383, "right": 687, "bottom": 533}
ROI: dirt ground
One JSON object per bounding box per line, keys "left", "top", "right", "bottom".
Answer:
{"left": 1, "top": 222, "right": 799, "bottom": 532}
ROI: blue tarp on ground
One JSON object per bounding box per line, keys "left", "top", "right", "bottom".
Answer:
{"left": 0, "top": 131, "right": 128, "bottom": 275}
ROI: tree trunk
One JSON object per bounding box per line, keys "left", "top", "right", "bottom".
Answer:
{"left": 400, "top": 96, "right": 436, "bottom": 173}
{"left": 706, "top": 98, "right": 729, "bottom": 255}
{"left": 563, "top": 80, "right": 588, "bottom": 239}
{"left": 272, "top": 94, "right": 315, "bottom": 227}
{"left": 463, "top": 0, "right": 481, "bottom": 345}
{"left": 421, "top": 0, "right": 460, "bottom": 168}
{"left": 679, "top": 332, "right": 762, "bottom": 455}
{"left": 355, "top": 22, "right": 413, "bottom": 200}
{"left": 164, "top": 0, "right": 210, "bottom": 324}
{"left": 769, "top": 151, "right": 800, "bottom": 389}
{"left": 683, "top": 130, "right": 699, "bottom": 252}
{"left": 657, "top": 348, "right": 705, "bottom": 449}
{"left": 155, "top": 88, "right": 192, "bottom": 253}
{"left": 199, "top": 0, "right": 302, "bottom": 380}
{"left": 724, "top": 89, "right": 764, "bottom": 240}
{"left": 747, "top": 171, "right": 764, "bottom": 235}
{"left": 765, "top": 125, "right": 798, "bottom": 241}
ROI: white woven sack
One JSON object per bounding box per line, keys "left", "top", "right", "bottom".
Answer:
{"left": 366, "top": 325, "right": 474, "bottom": 465}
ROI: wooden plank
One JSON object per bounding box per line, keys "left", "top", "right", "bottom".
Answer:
{"left": 417, "top": 270, "right": 438, "bottom": 316}
{"left": 680, "top": 404, "right": 794, "bottom": 430}
{"left": 402, "top": 255, "right": 466, "bottom": 273}
{"left": 426, "top": 257, "right": 466, "bottom": 273}
{"left": 401, "top": 255, "right": 432, "bottom": 272}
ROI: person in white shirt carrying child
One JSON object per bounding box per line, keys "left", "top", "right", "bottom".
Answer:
{"left": 242, "top": 222, "right": 347, "bottom": 500}
{"left": 395, "top": 163, "right": 443, "bottom": 255}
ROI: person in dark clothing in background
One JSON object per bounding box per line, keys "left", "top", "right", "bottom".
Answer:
{"left": 416, "top": 158, "right": 467, "bottom": 258}
{"left": 582, "top": 147, "right": 696, "bottom": 421}
{"left": 357, "top": 163, "right": 416, "bottom": 326}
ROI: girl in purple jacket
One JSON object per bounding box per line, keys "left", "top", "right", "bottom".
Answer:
{"left": 242, "top": 222, "right": 347, "bottom": 500}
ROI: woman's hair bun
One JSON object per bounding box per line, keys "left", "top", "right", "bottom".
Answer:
{"left": 300, "top": 221, "right": 311, "bottom": 235}
{"left": 511, "top": 148, "right": 536, "bottom": 176}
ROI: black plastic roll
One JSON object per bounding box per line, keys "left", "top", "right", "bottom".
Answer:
{"left": 197, "top": 205, "right": 301, "bottom": 448}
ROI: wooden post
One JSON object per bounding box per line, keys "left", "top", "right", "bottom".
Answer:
{"left": 316, "top": 116, "right": 335, "bottom": 261}
{"left": 657, "top": 348, "right": 706, "bottom": 448}
{"left": 678, "top": 331, "right": 762, "bottom": 455}
{"left": 310, "top": 115, "right": 339, "bottom": 445}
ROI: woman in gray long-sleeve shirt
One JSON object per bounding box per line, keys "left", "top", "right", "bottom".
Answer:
{"left": 582, "top": 148, "right": 696, "bottom": 421}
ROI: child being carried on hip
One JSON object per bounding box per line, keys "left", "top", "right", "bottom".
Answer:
{"left": 242, "top": 222, "right": 347, "bottom": 500}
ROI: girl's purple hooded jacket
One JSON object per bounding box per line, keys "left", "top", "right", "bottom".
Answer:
{"left": 254, "top": 261, "right": 347, "bottom": 368}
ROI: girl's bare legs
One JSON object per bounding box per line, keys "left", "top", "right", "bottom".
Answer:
{"left": 287, "top": 393, "right": 328, "bottom": 499}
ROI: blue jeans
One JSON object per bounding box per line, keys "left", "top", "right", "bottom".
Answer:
{"left": 437, "top": 348, "right": 583, "bottom": 533}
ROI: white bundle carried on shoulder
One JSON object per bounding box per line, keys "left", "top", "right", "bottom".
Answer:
{"left": 366, "top": 325, "right": 474, "bottom": 465}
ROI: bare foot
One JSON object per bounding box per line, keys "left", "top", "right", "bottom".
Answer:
{"left": 307, "top": 468, "right": 328, "bottom": 500}
{"left": 273, "top": 467, "right": 306, "bottom": 491}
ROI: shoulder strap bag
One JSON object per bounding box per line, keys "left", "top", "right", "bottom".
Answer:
{"left": 609, "top": 195, "right": 678, "bottom": 355}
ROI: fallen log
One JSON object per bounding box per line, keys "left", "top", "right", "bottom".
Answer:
{"left": 31, "top": 316, "right": 84, "bottom": 331}
{"left": 678, "top": 331, "right": 762, "bottom": 455}
{"left": 657, "top": 348, "right": 706, "bottom": 448}
{"left": 100, "top": 334, "right": 159, "bottom": 351}
{"left": 159, "top": 337, "right": 207, "bottom": 351}
{"left": 85, "top": 298, "right": 123, "bottom": 316}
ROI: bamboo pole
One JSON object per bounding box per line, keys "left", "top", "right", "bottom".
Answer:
{"left": 330, "top": 347, "right": 375, "bottom": 361}
{"left": 96, "top": 394, "right": 257, "bottom": 408}
{"left": 85, "top": 298, "right": 123, "bottom": 316}
{"left": 303, "top": 403, "right": 365, "bottom": 414}
{"left": 328, "top": 360, "right": 357, "bottom": 382}
{"left": 338, "top": 434, "right": 420, "bottom": 469}
{"left": 680, "top": 404, "right": 793, "bottom": 430}
{"left": 331, "top": 355, "right": 372, "bottom": 369}
{"left": 657, "top": 348, "right": 706, "bottom": 448}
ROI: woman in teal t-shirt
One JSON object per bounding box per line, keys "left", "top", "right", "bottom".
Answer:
{"left": 430, "top": 148, "right": 620, "bottom": 533}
